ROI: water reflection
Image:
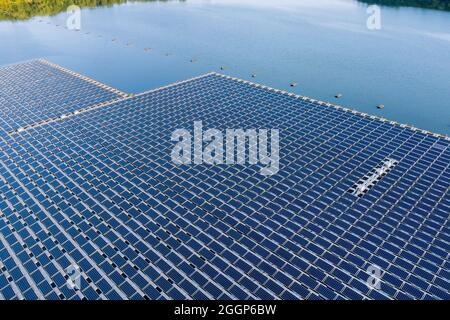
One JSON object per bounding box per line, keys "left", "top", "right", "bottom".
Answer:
{"left": 0, "top": 0, "right": 182, "bottom": 21}
{"left": 1, "top": 0, "right": 448, "bottom": 21}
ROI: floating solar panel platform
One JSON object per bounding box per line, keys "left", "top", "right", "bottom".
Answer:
{"left": 0, "top": 62, "right": 449, "bottom": 300}
{"left": 0, "top": 59, "right": 127, "bottom": 135}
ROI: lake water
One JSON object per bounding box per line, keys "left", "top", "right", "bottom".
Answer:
{"left": 1, "top": 0, "right": 449, "bottom": 135}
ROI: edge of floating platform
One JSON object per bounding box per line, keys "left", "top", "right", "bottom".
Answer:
{"left": 38, "top": 59, "right": 129, "bottom": 98}
{"left": 6, "top": 59, "right": 449, "bottom": 142}
{"left": 210, "top": 72, "right": 450, "bottom": 142}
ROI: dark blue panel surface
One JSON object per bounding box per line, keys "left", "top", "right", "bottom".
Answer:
{"left": 0, "top": 60, "right": 125, "bottom": 135}
{"left": 0, "top": 65, "right": 448, "bottom": 300}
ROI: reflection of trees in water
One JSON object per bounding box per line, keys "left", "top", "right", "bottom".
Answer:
{"left": 358, "top": 0, "right": 450, "bottom": 11}
{"left": 1, "top": 0, "right": 448, "bottom": 21}
{"left": 0, "top": 0, "right": 182, "bottom": 21}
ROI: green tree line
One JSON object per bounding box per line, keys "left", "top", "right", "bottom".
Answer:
{"left": 358, "top": 0, "right": 450, "bottom": 11}
{"left": 0, "top": 0, "right": 180, "bottom": 20}
{"left": 0, "top": 0, "right": 448, "bottom": 21}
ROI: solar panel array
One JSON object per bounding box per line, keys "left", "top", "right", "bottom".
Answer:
{"left": 0, "top": 61, "right": 449, "bottom": 300}
{"left": 0, "top": 59, "right": 126, "bottom": 135}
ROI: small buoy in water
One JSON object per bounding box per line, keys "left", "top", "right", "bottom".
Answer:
{"left": 335, "top": 93, "right": 343, "bottom": 98}
{"left": 290, "top": 82, "right": 298, "bottom": 87}
{"left": 377, "top": 104, "right": 385, "bottom": 109}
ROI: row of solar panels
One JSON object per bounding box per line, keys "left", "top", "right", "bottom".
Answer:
{"left": 0, "top": 60, "right": 126, "bottom": 135}
{"left": 0, "top": 60, "right": 448, "bottom": 300}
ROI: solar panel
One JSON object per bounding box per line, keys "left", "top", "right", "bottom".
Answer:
{"left": 0, "top": 60, "right": 127, "bottom": 135}
{"left": 0, "top": 63, "right": 448, "bottom": 300}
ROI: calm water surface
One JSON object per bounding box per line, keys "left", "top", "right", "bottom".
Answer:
{"left": 1, "top": 0, "right": 449, "bottom": 135}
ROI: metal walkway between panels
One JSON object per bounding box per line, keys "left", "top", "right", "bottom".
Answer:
{"left": 0, "top": 60, "right": 448, "bottom": 300}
